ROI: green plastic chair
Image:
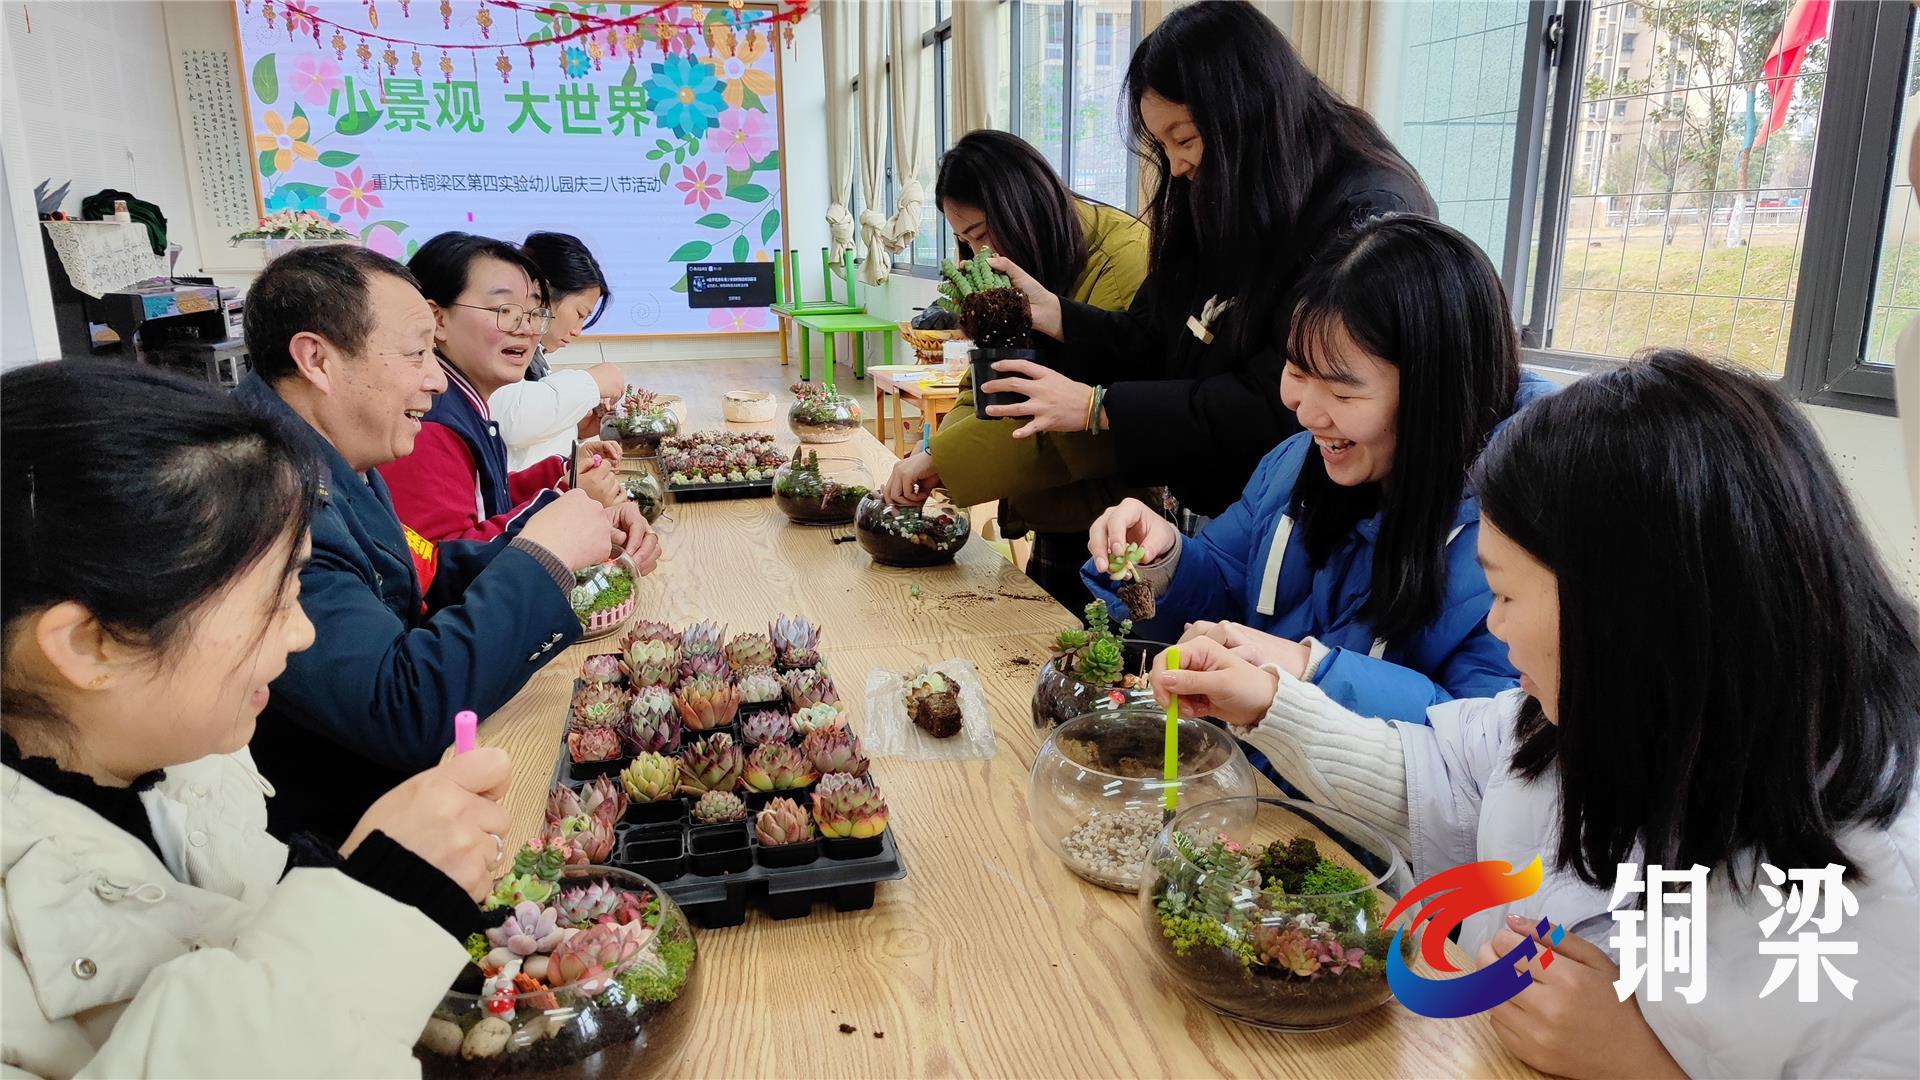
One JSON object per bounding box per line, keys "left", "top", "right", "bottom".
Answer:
{"left": 772, "top": 247, "right": 894, "bottom": 381}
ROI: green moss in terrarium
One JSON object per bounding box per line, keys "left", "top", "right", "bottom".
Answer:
{"left": 612, "top": 935, "right": 697, "bottom": 1005}
{"left": 571, "top": 565, "right": 634, "bottom": 617}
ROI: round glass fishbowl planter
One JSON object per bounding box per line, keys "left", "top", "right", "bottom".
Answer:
{"left": 415, "top": 866, "right": 698, "bottom": 1077}
{"left": 1030, "top": 638, "right": 1170, "bottom": 728}
{"left": 605, "top": 411, "right": 680, "bottom": 456}
{"left": 1029, "top": 706, "right": 1256, "bottom": 892}
{"left": 621, "top": 468, "right": 665, "bottom": 524}
{"left": 773, "top": 453, "right": 874, "bottom": 525}
{"left": 1140, "top": 797, "right": 1411, "bottom": 1033}
{"left": 853, "top": 493, "right": 971, "bottom": 567}
{"left": 787, "top": 394, "right": 863, "bottom": 444}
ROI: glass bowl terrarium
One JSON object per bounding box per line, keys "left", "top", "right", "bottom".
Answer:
{"left": 1029, "top": 706, "right": 1256, "bottom": 891}
{"left": 853, "top": 492, "right": 970, "bottom": 567}
{"left": 788, "top": 381, "right": 863, "bottom": 443}
{"left": 621, "top": 467, "right": 665, "bottom": 524}
{"left": 417, "top": 865, "right": 698, "bottom": 1076}
{"left": 1031, "top": 600, "right": 1167, "bottom": 727}
{"left": 773, "top": 448, "right": 874, "bottom": 525}
{"left": 1141, "top": 797, "right": 1411, "bottom": 1032}
{"left": 605, "top": 387, "right": 680, "bottom": 455}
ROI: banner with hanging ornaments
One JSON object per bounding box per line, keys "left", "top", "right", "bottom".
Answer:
{"left": 233, "top": 0, "right": 802, "bottom": 335}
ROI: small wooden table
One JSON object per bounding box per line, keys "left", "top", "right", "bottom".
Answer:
{"left": 465, "top": 378, "right": 1540, "bottom": 1079}
{"left": 870, "top": 364, "right": 963, "bottom": 456}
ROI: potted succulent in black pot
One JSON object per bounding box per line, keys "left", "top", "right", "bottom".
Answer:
{"left": 940, "top": 248, "right": 1040, "bottom": 412}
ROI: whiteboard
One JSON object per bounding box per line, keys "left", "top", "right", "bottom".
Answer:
{"left": 232, "top": 0, "right": 787, "bottom": 337}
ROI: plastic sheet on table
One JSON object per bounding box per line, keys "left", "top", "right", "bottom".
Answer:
{"left": 862, "top": 659, "right": 997, "bottom": 762}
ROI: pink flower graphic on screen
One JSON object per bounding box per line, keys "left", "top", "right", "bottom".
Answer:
{"left": 715, "top": 108, "right": 772, "bottom": 171}
{"left": 291, "top": 54, "right": 344, "bottom": 107}
{"left": 363, "top": 223, "right": 404, "bottom": 259}
{"left": 708, "top": 307, "right": 767, "bottom": 333}
{"left": 328, "top": 167, "right": 383, "bottom": 220}
{"left": 676, "top": 162, "right": 723, "bottom": 211}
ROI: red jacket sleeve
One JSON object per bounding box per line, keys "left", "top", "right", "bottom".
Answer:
{"left": 509, "top": 455, "right": 566, "bottom": 505}
{"left": 378, "top": 424, "right": 510, "bottom": 543}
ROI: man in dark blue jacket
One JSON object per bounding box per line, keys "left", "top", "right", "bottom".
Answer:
{"left": 236, "top": 245, "right": 660, "bottom": 844}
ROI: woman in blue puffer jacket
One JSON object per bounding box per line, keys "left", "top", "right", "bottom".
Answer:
{"left": 1084, "top": 214, "right": 1552, "bottom": 725}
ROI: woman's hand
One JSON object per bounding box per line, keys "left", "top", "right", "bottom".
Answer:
{"left": 607, "top": 501, "right": 662, "bottom": 574}
{"left": 1179, "top": 621, "right": 1312, "bottom": 680}
{"left": 986, "top": 256, "right": 1062, "bottom": 340}
{"left": 1087, "top": 497, "right": 1180, "bottom": 568}
{"left": 1478, "top": 916, "right": 1688, "bottom": 1080}
{"left": 343, "top": 748, "right": 514, "bottom": 902}
{"left": 576, "top": 438, "right": 624, "bottom": 466}
{"left": 979, "top": 360, "right": 1096, "bottom": 440}
{"left": 1147, "top": 635, "right": 1278, "bottom": 729}
{"left": 587, "top": 362, "right": 626, "bottom": 401}
{"left": 576, "top": 403, "right": 608, "bottom": 441}
{"left": 885, "top": 451, "right": 941, "bottom": 505}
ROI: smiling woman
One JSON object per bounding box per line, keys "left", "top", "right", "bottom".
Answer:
{"left": 378, "top": 232, "right": 628, "bottom": 542}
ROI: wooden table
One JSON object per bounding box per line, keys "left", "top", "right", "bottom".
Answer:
{"left": 870, "top": 364, "right": 963, "bottom": 456}
{"left": 471, "top": 382, "right": 1538, "bottom": 1079}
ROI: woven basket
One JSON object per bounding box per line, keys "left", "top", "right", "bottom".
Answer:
{"left": 900, "top": 324, "right": 963, "bottom": 366}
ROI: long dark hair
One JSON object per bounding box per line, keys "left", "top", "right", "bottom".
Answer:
{"left": 409, "top": 231, "right": 549, "bottom": 309}
{"left": 523, "top": 231, "right": 611, "bottom": 329}
{"left": 1288, "top": 215, "right": 1519, "bottom": 643}
{"left": 1478, "top": 349, "right": 1920, "bottom": 890}
{"left": 1126, "top": 0, "right": 1427, "bottom": 355}
{"left": 2, "top": 362, "right": 320, "bottom": 722}
{"left": 936, "top": 130, "right": 1089, "bottom": 298}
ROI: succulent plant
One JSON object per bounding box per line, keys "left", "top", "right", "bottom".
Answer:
{"left": 619, "top": 752, "right": 679, "bottom": 802}
{"left": 812, "top": 778, "right": 889, "bottom": 839}
{"left": 744, "top": 741, "right": 818, "bottom": 792}
{"left": 725, "top": 632, "right": 776, "bottom": 670}
{"left": 483, "top": 901, "right": 566, "bottom": 970}
{"left": 552, "top": 881, "right": 646, "bottom": 928}
{"left": 677, "top": 733, "right": 745, "bottom": 794}
{"left": 674, "top": 674, "right": 742, "bottom": 731}
{"left": 622, "top": 699, "right": 681, "bottom": 756}
{"left": 799, "top": 726, "right": 868, "bottom": 778}
{"left": 791, "top": 702, "right": 848, "bottom": 735}
{"left": 627, "top": 619, "right": 678, "bottom": 645}
{"left": 678, "top": 652, "right": 733, "bottom": 684}
{"left": 547, "top": 775, "right": 627, "bottom": 830}
{"left": 1104, "top": 542, "right": 1158, "bottom": 620}
{"left": 740, "top": 709, "right": 794, "bottom": 745}
{"left": 620, "top": 636, "right": 682, "bottom": 688}
{"left": 580, "top": 653, "right": 624, "bottom": 685}
{"left": 1075, "top": 636, "right": 1124, "bottom": 687}
{"left": 691, "top": 789, "right": 748, "bottom": 824}
{"left": 547, "top": 921, "right": 644, "bottom": 995}
{"left": 905, "top": 666, "right": 963, "bottom": 738}
{"left": 1247, "top": 922, "right": 1365, "bottom": 979}
{"left": 735, "top": 665, "right": 784, "bottom": 704}
{"left": 540, "top": 805, "right": 618, "bottom": 864}
{"left": 679, "top": 620, "right": 726, "bottom": 662}
{"left": 813, "top": 771, "right": 867, "bottom": 798}
{"left": 1051, "top": 600, "right": 1135, "bottom": 688}
{"left": 571, "top": 682, "right": 630, "bottom": 727}
{"left": 941, "top": 247, "right": 1033, "bottom": 349}
{"left": 770, "top": 614, "right": 822, "bottom": 671}
{"left": 567, "top": 725, "right": 622, "bottom": 764}
{"left": 755, "top": 797, "right": 815, "bottom": 846}
{"left": 781, "top": 668, "right": 840, "bottom": 710}
{"left": 487, "top": 841, "right": 566, "bottom": 910}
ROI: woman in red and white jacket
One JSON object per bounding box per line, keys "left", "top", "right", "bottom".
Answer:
{"left": 380, "top": 232, "right": 625, "bottom": 542}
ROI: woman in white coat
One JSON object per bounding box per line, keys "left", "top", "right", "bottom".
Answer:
{"left": 1154, "top": 350, "right": 1920, "bottom": 1079}
{"left": 1, "top": 361, "right": 515, "bottom": 1078}
{"left": 490, "top": 232, "right": 626, "bottom": 471}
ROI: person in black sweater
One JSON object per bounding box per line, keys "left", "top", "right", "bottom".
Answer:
{"left": 980, "top": 0, "right": 1434, "bottom": 519}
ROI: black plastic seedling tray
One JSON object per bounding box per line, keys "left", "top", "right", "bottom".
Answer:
{"left": 665, "top": 477, "right": 773, "bottom": 501}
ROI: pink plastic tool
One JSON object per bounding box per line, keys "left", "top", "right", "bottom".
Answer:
{"left": 453, "top": 710, "right": 478, "bottom": 754}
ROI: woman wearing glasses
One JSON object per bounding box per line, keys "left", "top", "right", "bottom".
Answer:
{"left": 380, "top": 232, "right": 625, "bottom": 542}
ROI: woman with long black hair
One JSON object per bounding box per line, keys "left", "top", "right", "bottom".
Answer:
{"left": 1153, "top": 350, "right": 1920, "bottom": 1079}
{"left": 491, "top": 231, "right": 627, "bottom": 471}
{"left": 979, "top": 0, "right": 1433, "bottom": 520}
{"left": 1087, "top": 215, "right": 1548, "bottom": 724}
{"left": 885, "top": 130, "right": 1152, "bottom": 608}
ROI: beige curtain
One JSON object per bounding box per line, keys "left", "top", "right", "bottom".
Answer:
{"left": 821, "top": 1, "right": 856, "bottom": 260}
{"left": 857, "top": 1, "right": 892, "bottom": 284}
{"left": 881, "top": 0, "right": 928, "bottom": 265}
{"left": 949, "top": 0, "right": 999, "bottom": 133}
{"left": 1271, "top": 0, "right": 1375, "bottom": 109}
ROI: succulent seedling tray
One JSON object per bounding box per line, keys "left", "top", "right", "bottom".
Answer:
{"left": 551, "top": 756, "right": 907, "bottom": 928}
{"left": 665, "top": 477, "right": 774, "bottom": 502}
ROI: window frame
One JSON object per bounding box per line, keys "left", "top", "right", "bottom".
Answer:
{"left": 1512, "top": 0, "right": 1912, "bottom": 414}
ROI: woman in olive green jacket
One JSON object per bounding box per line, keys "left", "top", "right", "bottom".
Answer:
{"left": 885, "top": 131, "right": 1152, "bottom": 609}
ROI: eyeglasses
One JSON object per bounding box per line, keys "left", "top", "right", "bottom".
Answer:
{"left": 449, "top": 302, "right": 554, "bottom": 334}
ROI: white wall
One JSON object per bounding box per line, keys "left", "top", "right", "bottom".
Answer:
{"left": 1, "top": 156, "right": 41, "bottom": 367}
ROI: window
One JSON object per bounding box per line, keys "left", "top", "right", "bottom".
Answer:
{"left": 1010, "top": 0, "right": 1142, "bottom": 212}
{"left": 1435, "top": 0, "right": 1913, "bottom": 410}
